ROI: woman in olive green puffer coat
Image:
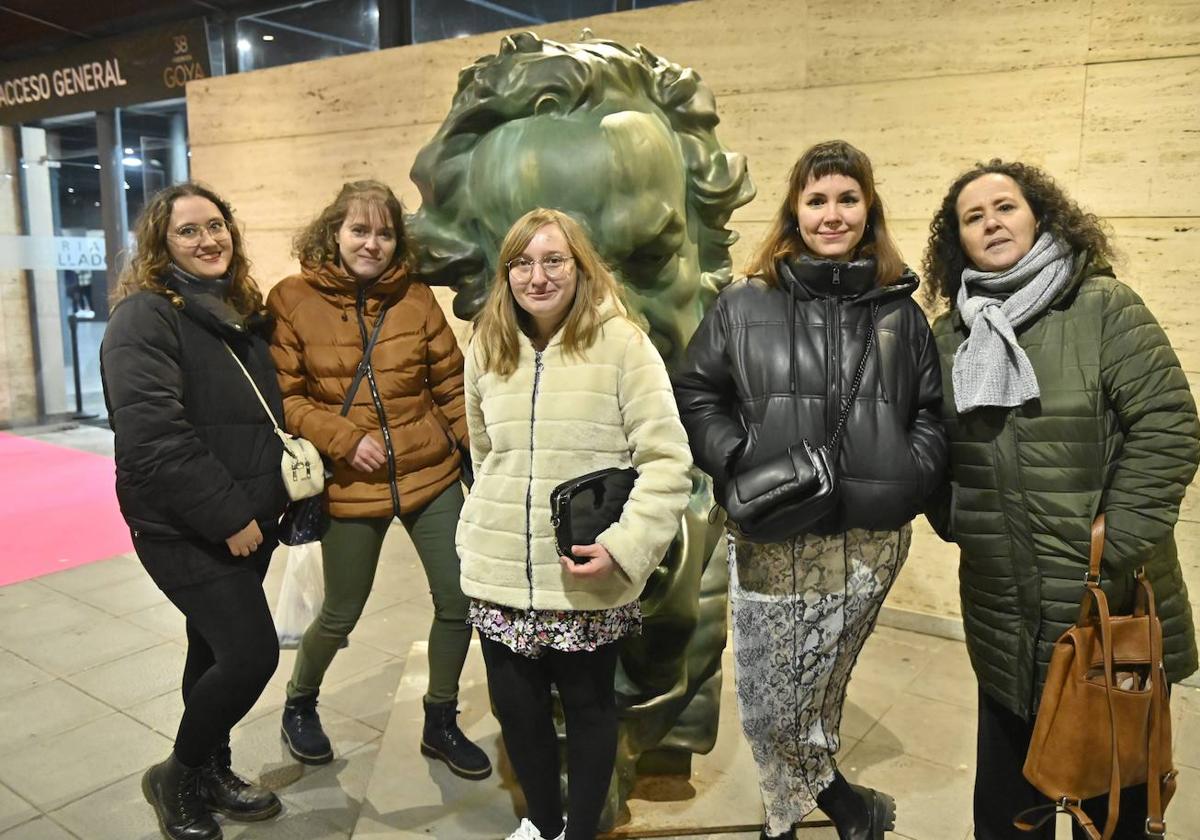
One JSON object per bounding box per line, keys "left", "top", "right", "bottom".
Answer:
{"left": 922, "top": 159, "right": 1198, "bottom": 839}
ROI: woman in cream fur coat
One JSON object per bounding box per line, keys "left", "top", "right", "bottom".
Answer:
{"left": 457, "top": 208, "right": 691, "bottom": 840}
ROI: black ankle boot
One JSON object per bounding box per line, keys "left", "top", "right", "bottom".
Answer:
{"left": 816, "top": 772, "right": 896, "bottom": 840}
{"left": 281, "top": 692, "right": 333, "bottom": 765}
{"left": 141, "top": 753, "right": 222, "bottom": 840}
{"left": 759, "top": 828, "right": 795, "bottom": 840}
{"left": 200, "top": 741, "right": 282, "bottom": 821}
{"left": 420, "top": 698, "right": 492, "bottom": 780}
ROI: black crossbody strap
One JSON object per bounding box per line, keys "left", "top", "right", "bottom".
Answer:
{"left": 340, "top": 307, "right": 388, "bottom": 417}
{"left": 826, "top": 314, "right": 875, "bottom": 452}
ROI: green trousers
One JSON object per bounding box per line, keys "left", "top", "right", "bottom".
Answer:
{"left": 287, "top": 482, "right": 470, "bottom": 704}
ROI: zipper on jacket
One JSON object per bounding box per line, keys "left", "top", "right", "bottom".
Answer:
{"left": 356, "top": 293, "right": 401, "bottom": 517}
{"left": 825, "top": 298, "right": 842, "bottom": 440}
{"left": 832, "top": 266, "right": 841, "bottom": 287}
{"left": 524, "top": 350, "right": 544, "bottom": 609}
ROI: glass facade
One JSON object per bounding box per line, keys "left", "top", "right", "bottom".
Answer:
{"left": 235, "top": 0, "right": 380, "bottom": 73}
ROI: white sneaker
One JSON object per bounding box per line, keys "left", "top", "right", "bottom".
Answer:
{"left": 505, "top": 818, "right": 565, "bottom": 840}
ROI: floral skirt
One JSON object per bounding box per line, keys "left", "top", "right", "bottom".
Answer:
{"left": 729, "top": 524, "right": 911, "bottom": 835}
{"left": 468, "top": 599, "right": 642, "bottom": 659}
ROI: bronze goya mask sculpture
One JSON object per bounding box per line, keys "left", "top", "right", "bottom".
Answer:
{"left": 409, "top": 30, "right": 755, "bottom": 822}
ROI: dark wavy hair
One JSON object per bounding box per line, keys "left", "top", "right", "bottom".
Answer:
{"left": 922, "top": 159, "right": 1113, "bottom": 309}
{"left": 746, "top": 140, "right": 906, "bottom": 288}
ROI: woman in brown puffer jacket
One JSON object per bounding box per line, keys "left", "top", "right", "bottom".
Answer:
{"left": 266, "top": 180, "right": 490, "bottom": 780}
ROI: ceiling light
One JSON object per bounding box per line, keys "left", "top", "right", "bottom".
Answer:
{"left": 94, "top": 201, "right": 100, "bottom": 207}
{"left": 237, "top": 38, "right": 251, "bottom": 51}
{"left": 67, "top": 187, "right": 75, "bottom": 194}
{"left": 262, "top": 34, "right": 275, "bottom": 41}
{"left": 122, "top": 156, "right": 142, "bottom": 167}
{"left": 124, "top": 147, "right": 133, "bottom": 154}
{"left": 93, "top": 164, "right": 101, "bottom": 170}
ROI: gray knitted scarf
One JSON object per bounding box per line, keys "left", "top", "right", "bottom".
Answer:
{"left": 952, "top": 233, "right": 1074, "bottom": 412}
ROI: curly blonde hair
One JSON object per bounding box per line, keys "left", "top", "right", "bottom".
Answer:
{"left": 110, "top": 182, "right": 262, "bottom": 316}
{"left": 293, "top": 180, "right": 410, "bottom": 274}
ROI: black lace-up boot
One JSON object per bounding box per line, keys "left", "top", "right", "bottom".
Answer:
{"left": 419, "top": 698, "right": 492, "bottom": 780}
{"left": 200, "top": 741, "right": 281, "bottom": 821}
{"left": 141, "top": 753, "right": 222, "bottom": 840}
{"left": 280, "top": 691, "right": 334, "bottom": 765}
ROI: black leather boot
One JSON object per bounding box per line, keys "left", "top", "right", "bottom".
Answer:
{"left": 280, "top": 691, "right": 333, "bottom": 765}
{"left": 141, "top": 753, "right": 222, "bottom": 840}
{"left": 200, "top": 741, "right": 282, "bottom": 821}
{"left": 759, "top": 828, "right": 795, "bottom": 840}
{"left": 420, "top": 698, "right": 492, "bottom": 780}
{"left": 816, "top": 771, "right": 896, "bottom": 840}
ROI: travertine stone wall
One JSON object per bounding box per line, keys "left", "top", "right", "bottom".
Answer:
{"left": 0, "top": 127, "right": 37, "bottom": 427}
{"left": 187, "top": 0, "right": 1200, "bottom": 635}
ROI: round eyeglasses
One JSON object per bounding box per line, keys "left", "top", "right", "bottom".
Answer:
{"left": 506, "top": 254, "right": 574, "bottom": 282}
{"left": 168, "top": 219, "right": 231, "bottom": 246}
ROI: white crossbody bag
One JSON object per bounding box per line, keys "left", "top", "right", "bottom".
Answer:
{"left": 223, "top": 343, "right": 324, "bottom": 501}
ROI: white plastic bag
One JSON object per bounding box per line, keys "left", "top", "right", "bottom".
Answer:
{"left": 274, "top": 541, "right": 325, "bottom": 649}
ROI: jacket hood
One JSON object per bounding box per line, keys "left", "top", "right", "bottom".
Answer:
{"left": 778, "top": 255, "right": 919, "bottom": 304}
{"left": 304, "top": 259, "right": 411, "bottom": 302}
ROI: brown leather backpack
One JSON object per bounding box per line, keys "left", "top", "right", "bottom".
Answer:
{"left": 1015, "top": 515, "right": 1176, "bottom": 839}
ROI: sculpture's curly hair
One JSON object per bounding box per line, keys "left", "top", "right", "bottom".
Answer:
{"left": 408, "top": 30, "right": 755, "bottom": 321}
{"left": 922, "top": 159, "right": 1112, "bottom": 309}
{"left": 110, "top": 182, "right": 262, "bottom": 316}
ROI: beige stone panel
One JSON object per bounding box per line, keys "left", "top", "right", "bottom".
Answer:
{"left": 0, "top": 127, "right": 19, "bottom": 235}
{"left": 806, "top": 0, "right": 1090, "bottom": 87}
{"left": 1078, "top": 56, "right": 1200, "bottom": 219}
{"left": 719, "top": 65, "right": 1086, "bottom": 223}
{"left": 1107, "top": 218, "right": 1200, "bottom": 373}
{"left": 190, "top": 122, "right": 436, "bottom": 241}
{"left": 187, "top": 0, "right": 805, "bottom": 148}
{"left": 1088, "top": 0, "right": 1200, "bottom": 63}
{"left": 241, "top": 229, "right": 301, "bottom": 294}
{"left": 888, "top": 518, "right": 962, "bottom": 619}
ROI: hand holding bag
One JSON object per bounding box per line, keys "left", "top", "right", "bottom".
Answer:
{"left": 722, "top": 320, "right": 874, "bottom": 543}
{"left": 1014, "top": 514, "right": 1175, "bottom": 840}
{"left": 550, "top": 467, "right": 638, "bottom": 563}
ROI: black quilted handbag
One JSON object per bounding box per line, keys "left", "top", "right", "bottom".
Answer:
{"left": 723, "top": 321, "right": 874, "bottom": 543}
{"left": 550, "top": 467, "right": 638, "bottom": 562}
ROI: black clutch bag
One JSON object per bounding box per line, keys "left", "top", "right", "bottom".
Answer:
{"left": 550, "top": 467, "right": 638, "bottom": 563}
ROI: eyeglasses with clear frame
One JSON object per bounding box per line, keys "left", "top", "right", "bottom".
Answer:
{"left": 506, "top": 254, "right": 574, "bottom": 282}
{"left": 168, "top": 219, "right": 231, "bottom": 246}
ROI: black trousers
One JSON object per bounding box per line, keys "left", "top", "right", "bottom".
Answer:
{"left": 481, "top": 636, "right": 620, "bottom": 840}
{"left": 145, "top": 540, "right": 279, "bottom": 767}
{"left": 974, "top": 687, "right": 1151, "bottom": 840}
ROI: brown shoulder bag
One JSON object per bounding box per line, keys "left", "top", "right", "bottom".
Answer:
{"left": 1015, "top": 514, "right": 1176, "bottom": 839}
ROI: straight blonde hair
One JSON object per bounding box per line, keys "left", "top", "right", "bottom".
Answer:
{"left": 474, "top": 208, "right": 627, "bottom": 377}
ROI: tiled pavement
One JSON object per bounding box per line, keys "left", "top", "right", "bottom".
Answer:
{"left": 1, "top": 424, "right": 1197, "bottom": 840}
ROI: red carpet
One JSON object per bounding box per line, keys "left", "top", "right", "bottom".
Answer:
{"left": 0, "top": 432, "right": 132, "bottom": 586}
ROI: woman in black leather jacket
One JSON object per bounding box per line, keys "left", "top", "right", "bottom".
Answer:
{"left": 674, "top": 141, "right": 946, "bottom": 840}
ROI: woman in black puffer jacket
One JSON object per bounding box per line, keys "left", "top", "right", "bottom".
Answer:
{"left": 674, "top": 141, "right": 946, "bottom": 840}
{"left": 101, "top": 183, "right": 288, "bottom": 840}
